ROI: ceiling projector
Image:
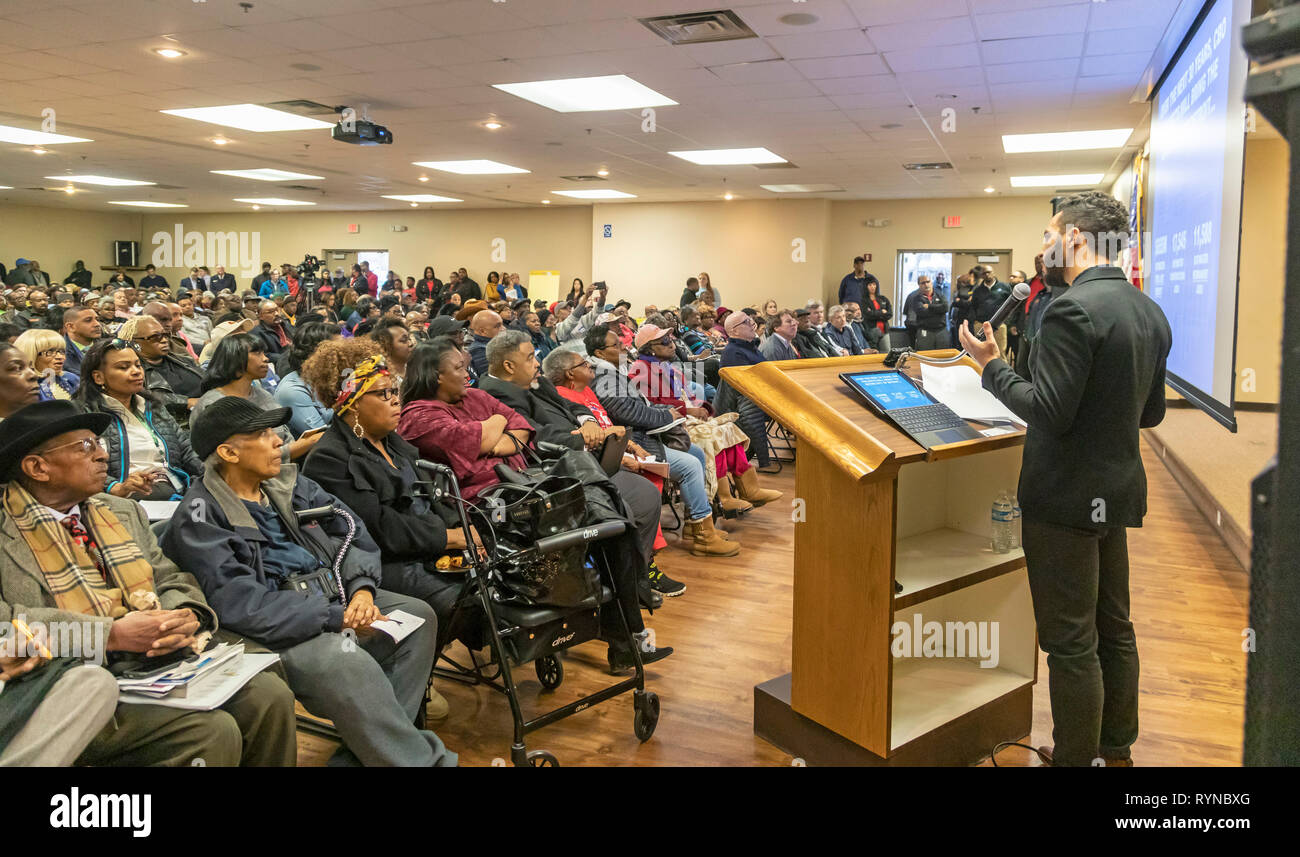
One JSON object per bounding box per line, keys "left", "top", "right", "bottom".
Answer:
{"left": 332, "top": 110, "right": 393, "bottom": 146}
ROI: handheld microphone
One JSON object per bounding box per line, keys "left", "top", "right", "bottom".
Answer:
{"left": 976, "top": 282, "right": 1031, "bottom": 340}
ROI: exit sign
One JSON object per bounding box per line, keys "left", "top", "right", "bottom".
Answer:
{"left": 943, "top": 215, "right": 962, "bottom": 228}
{"left": 347, "top": 223, "right": 360, "bottom": 233}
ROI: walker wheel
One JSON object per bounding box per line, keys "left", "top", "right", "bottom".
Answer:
{"left": 535, "top": 655, "right": 563, "bottom": 690}
{"left": 526, "top": 750, "right": 559, "bottom": 767}
{"left": 633, "top": 690, "right": 660, "bottom": 742}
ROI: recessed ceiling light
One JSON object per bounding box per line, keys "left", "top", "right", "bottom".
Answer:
{"left": 210, "top": 136, "right": 230, "bottom": 145}
{"left": 760, "top": 183, "right": 845, "bottom": 193}
{"left": 232, "top": 197, "right": 316, "bottom": 205}
{"left": 30, "top": 147, "right": 48, "bottom": 155}
{"left": 984, "top": 186, "right": 995, "bottom": 193}
{"left": 381, "top": 194, "right": 463, "bottom": 203}
{"left": 0, "top": 185, "right": 11, "bottom": 190}
{"left": 540, "top": 199, "right": 551, "bottom": 204}
{"left": 494, "top": 75, "right": 677, "bottom": 113}
{"left": 550, "top": 189, "right": 637, "bottom": 199}
{"left": 410, "top": 202, "right": 419, "bottom": 207}
{"left": 482, "top": 120, "right": 503, "bottom": 130}
{"left": 669, "top": 148, "right": 786, "bottom": 166}
{"left": 596, "top": 168, "right": 610, "bottom": 177}
{"left": 417, "top": 175, "right": 429, "bottom": 182}
{"left": 211, "top": 168, "right": 324, "bottom": 181}
{"left": 153, "top": 47, "right": 186, "bottom": 58}
{"left": 63, "top": 185, "right": 75, "bottom": 195}
{"left": 107, "top": 200, "right": 188, "bottom": 208}
{"left": 161, "top": 104, "right": 334, "bottom": 133}
{"left": 47, "top": 174, "right": 155, "bottom": 186}
{"left": 411, "top": 160, "right": 529, "bottom": 175}
{"left": 0, "top": 124, "right": 91, "bottom": 145}
{"left": 1009, "top": 173, "right": 1103, "bottom": 188}
{"left": 1002, "top": 128, "right": 1133, "bottom": 153}
{"left": 722, "top": 192, "right": 734, "bottom": 201}
{"left": 252, "top": 204, "right": 260, "bottom": 210}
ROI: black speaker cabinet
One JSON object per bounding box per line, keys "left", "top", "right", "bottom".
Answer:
{"left": 114, "top": 240, "right": 139, "bottom": 267}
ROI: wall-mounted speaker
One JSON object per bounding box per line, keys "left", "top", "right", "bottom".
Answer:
{"left": 114, "top": 240, "right": 139, "bottom": 267}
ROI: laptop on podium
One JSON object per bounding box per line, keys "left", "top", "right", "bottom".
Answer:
{"left": 839, "top": 369, "right": 982, "bottom": 449}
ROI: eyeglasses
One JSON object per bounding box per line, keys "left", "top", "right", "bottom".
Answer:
{"left": 133, "top": 332, "right": 168, "bottom": 343}
{"left": 364, "top": 387, "right": 399, "bottom": 402}
{"left": 34, "top": 436, "right": 104, "bottom": 457}
{"left": 37, "top": 348, "right": 64, "bottom": 358}
{"left": 109, "top": 338, "right": 140, "bottom": 353}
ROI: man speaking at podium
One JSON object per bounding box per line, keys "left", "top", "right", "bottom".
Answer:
{"left": 958, "top": 191, "right": 1172, "bottom": 767}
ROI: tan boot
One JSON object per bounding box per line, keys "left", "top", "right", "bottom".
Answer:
{"left": 735, "top": 467, "right": 782, "bottom": 507}
{"left": 426, "top": 683, "right": 450, "bottom": 720}
{"left": 691, "top": 515, "right": 741, "bottom": 556}
{"left": 715, "top": 479, "right": 754, "bottom": 518}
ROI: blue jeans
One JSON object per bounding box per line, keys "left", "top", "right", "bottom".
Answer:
{"left": 665, "top": 444, "right": 711, "bottom": 520}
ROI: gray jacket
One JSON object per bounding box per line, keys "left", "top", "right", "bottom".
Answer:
{"left": 759, "top": 333, "right": 800, "bottom": 361}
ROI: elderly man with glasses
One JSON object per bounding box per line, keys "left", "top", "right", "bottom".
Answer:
{"left": 0, "top": 400, "right": 297, "bottom": 766}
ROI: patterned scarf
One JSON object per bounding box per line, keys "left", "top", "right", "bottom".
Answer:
{"left": 2, "top": 482, "right": 156, "bottom": 618}
{"left": 333, "top": 354, "right": 389, "bottom": 417}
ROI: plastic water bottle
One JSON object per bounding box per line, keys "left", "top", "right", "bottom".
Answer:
{"left": 991, "top": 492, "right": 1014, "bottom": 553}
{"left": 1010, "top": 494, "right": 1022, "bottom": 549}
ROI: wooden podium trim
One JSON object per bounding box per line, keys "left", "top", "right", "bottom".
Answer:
{"left": 721, "top": 361, "right": 898, "bottom": 483}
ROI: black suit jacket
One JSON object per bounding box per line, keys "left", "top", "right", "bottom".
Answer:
{"left": 981, "top": 266, "right": 1171, "bottom": 530}
{"left": 476, "top": 374, "right": 593, "bottom": 451}
{"left": 211, "top": 273, "right": 237, "bottom": 291}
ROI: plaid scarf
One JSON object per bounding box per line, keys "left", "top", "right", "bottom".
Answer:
{"left": 2, "top": 482, "right": 156, "bottom": 618}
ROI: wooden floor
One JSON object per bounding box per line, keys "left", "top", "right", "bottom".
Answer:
{"left": 298, "top": 441, "right": 1249, "bottom": 766}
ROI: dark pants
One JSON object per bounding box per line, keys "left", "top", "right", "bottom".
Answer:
{"left": 1022, "top": 519, "right": 1139, "bottom": 766}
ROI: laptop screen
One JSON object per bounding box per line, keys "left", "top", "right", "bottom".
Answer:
{"left": 842, "top": 370, "right": 931, "bottom": 412}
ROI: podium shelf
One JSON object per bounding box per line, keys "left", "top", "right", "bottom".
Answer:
{"left": 890, "top": 657, "right": 1032, "bottom": 751}
{"left": 894, "top": 527, "right": 1025, "bottom": 609}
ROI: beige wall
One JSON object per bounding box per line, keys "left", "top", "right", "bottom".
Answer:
{"left": 1234, "top": 135, "right": 1288, "bottom": 405}
{"left": 590, "top": 198, "right": 831, "bottom": 311}
{"left": 823, "top": 196, "right": 1054, "bottom": 308}
{"left": 0, "top": 204, "right": 143, "bottom": 287}
{"left": 136, "top": 207, "right": 592, "bottom": 295}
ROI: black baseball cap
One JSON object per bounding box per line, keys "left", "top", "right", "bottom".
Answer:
{"left": 191, "top": 397, "right": 290, "bottom": 460}
{"left": 427, "top": 316, "right": 468, "bottom": 338}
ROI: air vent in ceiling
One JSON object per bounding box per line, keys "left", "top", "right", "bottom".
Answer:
{"left": 560, "top": 175, "right": 609, "bottom": 182}
{"left": 264, "top": 99, "right": 337, "bottom": 116}
{"left": 903, "top": 162, "right": 954, "bottom": 171}
{"left": 753, "top": 161, "right": 798, "bottom": 170}
{"left": 639, "top": 9, "right": 757, "bottom": 45}
{"left": 283, "top": 184, "right": 321, "bottom": 192}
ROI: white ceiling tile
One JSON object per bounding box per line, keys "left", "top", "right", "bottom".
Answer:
{"left": 708, "top": 59, "right": 802, "bottom": 84}
{"left": 683, "top": 38, "right": 780, "bottom": 66}
{"left": 1079, "top": 52, "right": 1152, "bottom": 78}
{"left": 845, "top": 0, "right": 971, "bottom": 26}
{"left": 985, "top": 57, "right": 1080, "bottom": 84}
{"left": 791, "top": 53, "right": 888, "bottom": 79}
{"left": 812, "top": 74, "right": 901, "bottom": 96}
{"left": 1086, "top": 0, "right": 1182, "bottom": 32}
{"left": 977, "top": 33, "right": 1085, "bottom": 62}
{"left": 1084, "top": 26, "right": 1165, "bottom": 57}
{"left": 885, "top": 43, "right": 981, "bottom": 73}
{"left": 867, "top": 16, "right": 977, "bottom": 48}
{"left": 973, "top": 4, "right": 1091, "bottom": 40}
{"left": 767, "top": 28, "right": 875, "bottom": 60}
{"left": 736, "top": 0, "right": 864, "bottom": 36}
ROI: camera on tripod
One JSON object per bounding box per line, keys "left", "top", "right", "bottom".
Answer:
{"left": 296, "top": 254, "right": 321, "bottom": 280}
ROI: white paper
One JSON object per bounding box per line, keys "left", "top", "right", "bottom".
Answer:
{"left": 646, "top": 417, "right": 687, "bottom": 434}
{"left": 368, "top": 609, "right": 426, "bottom": 644}
{"left": 119, "top": 653, "right": 279, "bottom": 711}
{"left": 139, "top": 500, "right": 180, "bottom": 522}
{"left": 920, "top": 363, "right": 1026, "bottom": 425}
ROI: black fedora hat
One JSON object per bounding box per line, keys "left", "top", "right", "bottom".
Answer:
{"left": 0, "top": 401, "right": 112, "bottom": 481}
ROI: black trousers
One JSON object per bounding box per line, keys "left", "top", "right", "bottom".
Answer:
{"left": 1021, "top": 519, "right": 1139, "bottom": 766}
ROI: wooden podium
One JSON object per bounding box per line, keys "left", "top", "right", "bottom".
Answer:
{"left": 721, "top": 351, "right": 1036, "bottom": 766}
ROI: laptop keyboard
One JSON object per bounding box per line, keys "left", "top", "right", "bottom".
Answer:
{"left": 888, "top": 403, "right": 970, "bottom": 435}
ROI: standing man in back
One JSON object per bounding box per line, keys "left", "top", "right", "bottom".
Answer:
{"left": 960, "top": 191, "right": 1172, "bottom": 767}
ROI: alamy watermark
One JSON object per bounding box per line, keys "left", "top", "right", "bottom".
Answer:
{"left": 1, "top": 617, "right": 107, "bottom": 664}
{"left": 890, "top": 613, "right": 1000, "bottom": 669}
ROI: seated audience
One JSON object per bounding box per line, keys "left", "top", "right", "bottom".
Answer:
{"left": 162, "top": 397, "right": 454, "bottom": 766}
{"left": 0, "top": 400, "right": 296, "bottom": 766}
{"left": 118, "top": 315, "right": 203, "bottom": 423}
{"left": 631, "top": 325, "right": 781, "bottom": 515}
{"left": 15, "top": 329, "right": 78, "bottom": 400}
{"left": 371, "top": 318, "right": 414, "bottom": 388}
{"left": 74, "top": 339, "right": 202, "bottom": 500}
{"left": 0, "top": 646, "right": 119, "bottom": 766}
{"left": 198, "top": 317, "right": 255, "bottom": 366}
{"left": 253, "top": 300, "right": 291, "bottom": 358}
{"left": 62, "top": 305, "right": 101, "bottom": 377}
{"left": 759, "top": 309, "right": 802, "bottom": 360}
{"left": 179, "top": 293, "right": 213, "bottom": 349}
{"left": 823, "top": 304, "right": 866, "bottom": 355}
{"left": 0, "top": 343, "right": 40, "bottom": 420}
{"left": 466, "top": 309, "right": 502, "bottom": 378}
{"left": 274, "top": 322, "right": 339, "bottom": 437}
{"left": 397, "top": 338, "right": 672, "bottom": 671}
{"left": 583, "top": 324, "right": 739, "bottom": 558}
{"left": 193, "top": 333, "right": 320, "bottom": 461}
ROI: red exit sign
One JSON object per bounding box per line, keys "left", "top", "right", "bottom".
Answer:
{"left": 943, "top": 215, "right": 962, "bottom": 228}
{"left": 347, "top": 223, "right": 360, "bottom": 233}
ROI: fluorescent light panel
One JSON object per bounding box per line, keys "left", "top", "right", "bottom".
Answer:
{"left": 670, "top": 148, "right": 786, "bottom": 165}
{"left": 232, "top": 197, "right": 316, "bottom": 205}
{"left": 0, "top": 124, "right": 91, "bottom": 145}
{"left": 211, "top": 168, "right": 324, "bottom": 181}
{"left": 161, "top": 104, "right": 333, "bottom": 132}
{"left": 1009, "top": 173, "right": 1104, "bottom": 188}
{"left": 493, "top": 75, "right": 676, "bottom": 113}
{"left": 761, "top": 183, "right": 844, "bottom": 193}
{"left": 49, "top": 174, "right": 154, "bottom": 186}
{"left": 550, "top": 189, "right": 637, "bottom": 199}
{"left": 108, "top": 200, "right": 187, "bottom": 208}
{"left": 411, "top": 159, "right": 528, "bottom": 175}
{"left": 382, "top": 194, "right": 463, "bottom": 203}
{"left": 1002, "top": 128, "right": 1133, "bottom": 153}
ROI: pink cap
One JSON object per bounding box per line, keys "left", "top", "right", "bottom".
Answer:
{"left": 633, "top": 323, "right": 669, "bottom": 350}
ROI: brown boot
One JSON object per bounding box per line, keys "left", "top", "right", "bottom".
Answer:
{"left": 715, "top": 479, "right": 753, "bottom": 518}
{"left": 691, "top": 516, "right": 740, "bottom": 556}
{"left": 734, "top": 467, "right": 782, "bottom": 506}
